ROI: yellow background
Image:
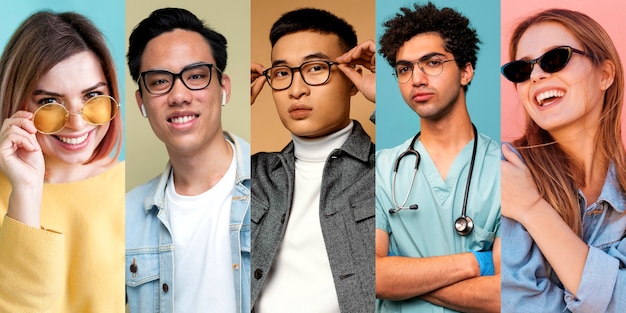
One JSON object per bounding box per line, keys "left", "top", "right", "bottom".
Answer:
{"left": 125, "top": 0, "right": 251, "bottom": 191}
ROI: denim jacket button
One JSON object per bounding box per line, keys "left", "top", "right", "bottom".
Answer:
{"left": 130, "top": 258, "right": 138, "bottom": 277}
{"left": 162, "top": 283, "right": 169, "bottom": 292}
{"left": 254, "top": 269, "right": 263, "bottom": 280}
{"left": 280, "top": 214, "right": 286, "bottom": 224}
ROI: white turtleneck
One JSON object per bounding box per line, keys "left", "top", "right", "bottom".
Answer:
{"left": 256, "top": 121, "right": 353, "bottom": 313}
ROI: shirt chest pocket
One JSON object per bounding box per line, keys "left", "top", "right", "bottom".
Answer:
{"left": 126, "top": 251, "right": 162, "bottom": 311}
{"left": 587, "top": 208, "right": 626, "bottom": 252}
{"left": 126, "top": 252, "right": 160, "bottom": 286}
{"left": 345, "top": 196, "right": 376, "bottom": 255}
{"left": 466, "top": 224, "right": 497, "bottom": 251}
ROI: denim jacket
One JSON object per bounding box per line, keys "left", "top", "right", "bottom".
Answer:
{"left": 125, "top": 132, "right": 250, "bottom": 313}
{"left": 502, "top": 146, "right": 626, "bottom": 312}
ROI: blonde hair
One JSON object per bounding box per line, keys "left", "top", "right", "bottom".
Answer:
{"left": 509, "top": 9, "right": 626, "bottom": 235}
{"left": 0, "top": 11, "right": 121, "bottom": 163}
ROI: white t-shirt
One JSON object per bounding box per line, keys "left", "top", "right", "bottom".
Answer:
{"left": 166, "top": 144, "right": 237, "bottom": 313}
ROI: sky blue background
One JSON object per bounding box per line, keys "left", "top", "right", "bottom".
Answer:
{"left": 376, "top": 0, "right": 501, "bottom": 150}
{"left": 1, "top": 1, "right": 126, "bottom": 159}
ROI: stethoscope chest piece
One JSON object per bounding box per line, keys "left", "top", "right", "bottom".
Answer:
{"left": 454, "top": 215, "right": 474, "bottom": 236}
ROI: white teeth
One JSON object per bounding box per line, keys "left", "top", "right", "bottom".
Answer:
{"left": 57, "top": 133, "right": 88, "bottom": 145}
{"left": 536, "top": 90, "right": 565, "bottom": 106}
{"left": 170, "top": 115, "right": 197, "bottom": 124}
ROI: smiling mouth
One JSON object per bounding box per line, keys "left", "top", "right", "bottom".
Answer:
{"left": 168, "top": 115, "right": 198, "bottom": 124}
{"left": 536, "top": 90, "right": 565, "bottom": 106}
{"left": 55, "top": 133, "right": 88, "bottom": 145}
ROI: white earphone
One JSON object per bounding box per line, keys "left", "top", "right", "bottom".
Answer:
{"left": 221, "top": 90, "right": 227, "bottom": 106}
{"left": 140, "top": 104, "right": 147, "bottom": 118}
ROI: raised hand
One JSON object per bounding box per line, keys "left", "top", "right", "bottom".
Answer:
{"left": 250, "top": 62, "right": 267, "bottom": 105}
{"left": 336, "top": 40, "right": 376, "bottom": 103}
{"left": 500, "top": 144, "right": 543, "bottom": 225}
{"left": 0, "top": 111, "right": 45, "bottom": 227}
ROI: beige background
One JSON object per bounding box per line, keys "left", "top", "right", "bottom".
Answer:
{"left": 250, "top": 0, "right": 376, "bottom": 154}
{"left": 125, "top": 0, "right": 251, "bottom": 191}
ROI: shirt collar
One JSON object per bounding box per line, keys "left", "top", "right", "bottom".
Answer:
{"left": 591, "top": 163, "right": 625, "bottom": 213}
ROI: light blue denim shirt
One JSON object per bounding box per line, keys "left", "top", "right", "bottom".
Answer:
{"left": 502, "top": 145, "right": 626, "bottom": 313}
{"left": 125, "top": 132, "right": 250, "bottom": 313}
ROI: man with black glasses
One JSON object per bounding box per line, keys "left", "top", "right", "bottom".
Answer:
{"left": 125, "top": 8, "right": 250, "bottom": 313}
{"left": 249, "top": 7, "right": 375, "bottom": 313}
{"left": 374, "top": 2, "right": 501, "bottom": 313}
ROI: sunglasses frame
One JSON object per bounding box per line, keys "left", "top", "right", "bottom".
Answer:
{"left": 501, "top": 46, "right": 587, "bottom": 83}
{"left": 32, "top": 95, "right": 120, "bottom": 134}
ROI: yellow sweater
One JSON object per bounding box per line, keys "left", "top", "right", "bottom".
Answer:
{"left": 0, "top": 162, "right": 125, "bottom": 313}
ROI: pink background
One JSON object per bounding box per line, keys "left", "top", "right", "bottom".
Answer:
{"left": 501, "top": 0, "right": 626, "bottom": 147}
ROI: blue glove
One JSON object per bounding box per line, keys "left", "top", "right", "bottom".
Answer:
{"left": 470, "top": 251, "right": 494, "bottom": 276}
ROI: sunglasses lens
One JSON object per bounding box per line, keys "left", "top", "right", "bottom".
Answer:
{"left": 82, "top": 96, "right": 118, "bottom": 125}
{"left": 501, "top": 47, "right": 574, "bottom": 83}
{"left": 540, "top": 47, "right": 571, "bottom": 73}
{"left": 501, "top": 61, "right": 533, "bottom": 83}
{"left": 33, "top": 104, "right": 68, "bottom": 134}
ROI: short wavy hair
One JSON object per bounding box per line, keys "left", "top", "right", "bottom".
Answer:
{"left": 379, "top": 2, "right": 480, "bottom": 91}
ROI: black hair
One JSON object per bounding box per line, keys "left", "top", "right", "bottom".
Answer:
{"left": 127, "top": 7, "right": 227, "bottom": 84}
{"left": 379, "top": 2, "right": 480, "bottom": 90}
{"left": 269, "top": 8, "right": 357, "bottom": 52}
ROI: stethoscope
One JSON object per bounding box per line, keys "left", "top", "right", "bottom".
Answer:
{"left": 389, "top": 124, "right": 478, "bottom": 236}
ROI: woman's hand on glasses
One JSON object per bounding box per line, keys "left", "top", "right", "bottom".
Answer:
{"left": 0, "top": 110, "right": 45, "bottom": 228}
{"left": 336, "top": 39, "right": 376, "bottom": 103}
{"left": 250, "top": 62, "right": 267, "bottom": 105}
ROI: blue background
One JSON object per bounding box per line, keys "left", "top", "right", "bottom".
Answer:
{"left": 1, "top": 1, "right": 126, "bottom": 159}
{"left": 375, "top": 0, "right": 501, "bottom": 150}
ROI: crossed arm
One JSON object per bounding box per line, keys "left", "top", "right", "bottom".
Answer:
{"left": 375, "top": 229, "right": 501, "bottom": 313}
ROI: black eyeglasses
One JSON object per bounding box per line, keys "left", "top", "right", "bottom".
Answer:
{"left": 393, "top": 56, "right": 456, "bottom": 84}
{"left": 139, "top": 63, "right": 222, "bottom": 95}
{"left": 263, "top": 60, "right": 337, "bottom": 91}
{"left": 501, "top": 46, "right": 587, "bottom": 83}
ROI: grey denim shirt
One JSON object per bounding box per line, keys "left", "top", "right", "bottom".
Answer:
{"left": 251, "top": 120, "right": 375, "bottom": 313}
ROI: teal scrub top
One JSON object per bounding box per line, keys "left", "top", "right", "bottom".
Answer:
{"left": 375, "top": 133, "right": 501, "bottom": 313}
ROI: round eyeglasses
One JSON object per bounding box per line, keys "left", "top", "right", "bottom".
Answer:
{"left": 32, "top": 95, "right": 119, "bottom": 134}
{"left": 139, "top": 63, "right": 222, "bottom": 95}
{"left": 393, "top": 57, "right": 456, "bottom": 84}
{"left": 263, "top": 60, "right": 337, "bottom": 91}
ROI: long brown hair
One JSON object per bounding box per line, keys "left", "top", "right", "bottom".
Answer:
{"left": 508, "top": 9, "right": 626, "bottom": 236}
{"left": 0, "top": 11, "right": 121, "bottom": 163}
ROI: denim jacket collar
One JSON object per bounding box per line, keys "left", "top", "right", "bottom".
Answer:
{"left": 588, "top": 163, "right": 625, "bottom": 214}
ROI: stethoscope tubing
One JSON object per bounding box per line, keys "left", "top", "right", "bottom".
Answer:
{"left": 390, "top": 124, "right": 478, "bottom": 236}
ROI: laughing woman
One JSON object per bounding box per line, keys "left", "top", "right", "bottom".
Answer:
{"left": 500, "top": 8, "right": 626, "bottom": 313}
{"left": 0, "top": 12, "right": 124, "bottom": 312}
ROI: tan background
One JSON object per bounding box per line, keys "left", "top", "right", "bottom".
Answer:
{"left": 125, "top": 0, "right": 251, "bottom": 191}
{"left": 251, "top": 0, "right": 376, "bottom": 154}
